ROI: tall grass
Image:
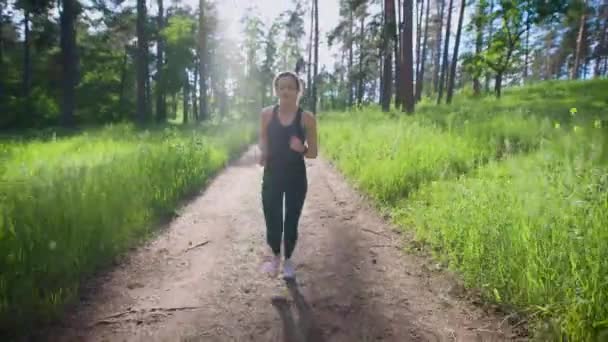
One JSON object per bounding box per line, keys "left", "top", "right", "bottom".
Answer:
{"left": 320, "top": 111, "right": 487, "bottom": 205}
{"left": 395, "top": 130, "right": 607, "bottom": 341}
{"left": 319, "top": 79, "right": 608, "bottom": 340}
{"left": 0, "top": 122, "right": 255, "bottom": 336}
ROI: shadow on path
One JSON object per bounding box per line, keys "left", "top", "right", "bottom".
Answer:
{"left": 271, "top": 278, "right": 327, "bottom": 342}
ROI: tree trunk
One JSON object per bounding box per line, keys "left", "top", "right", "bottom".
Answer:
{"left": 495, "top": 71, "right": 503, "bottom": 98}
{"left": 594, "top": 8, "right": 607, "bottom": 78}
{"left": 312, "top": 0, "right": 319, "bottom": 114}
{"left": 145, "top": 59, "right": 151, "bottom": 117}
{"left": 473, "top": 1, "right": 483, "bottom": 95}
{"left": 261, "top": 76, "right": 266, "bottom": 108}
{"left": 433, "top": 0, "right": 445, "bottom": 93}
{"left": 437, "top": 0, "right": 453, "bottom": 104}
{"left": 0, "top": 1, "right": 4, "bottom": 106}
{"left": 23, "top": 10, "right": 31, "bottom": 100}
{"left": 415, "top": 0, "right": 424, "bottom": 88}
{"left": 60, "top": 0, "right": 77, "bottom": 127}
{"left": 119, "top": 47, "right": 128, "bottom": 111}
{"left": 378, "top": 47, "right": 383, "bottom": 106}
{"left": 156, "top": 0, "right": 166, "bottom": 123}
{"left": 357, "top": 15, "right": 365, "bottom": 106}
{"left": 485, "top": 0, "right": 494, "bottom": 92}
{"left": 192, "top": 60, "right": 198, "bottom": 120}
{"left": 307, "top": 0, "right": 313, "bottom": 105}
{"left": 395, "top": 0, "right": 402, "bottom": 108}
{"left": 416, "top": 0, "right": 430, "bottom": 101}
{"left": 382, "top": 0, "right": 395, "bottom": 111}
{"left": 571, "top": 0, "right": 587, "bottom": 80}
{"left": 172, "top": 94, "right": 177, "bottom": 119}
{"left": 446, "top": 0, "right": 464, "bottom": 104}
{"left": 523, "top": 15, "right": 530, "bottom": 82}
{"left": 402, "top": 0, "right": 414, "bottom": 113}
{"left": 198, "top": 0, "right": 208, "bottom": 121}
{"left": 348, "top": 6, "right": 354, "bottom": 107}
{"left": 220, "top": 83, "right": 228, "bottom": 119}
{"left": 183, "top": 71, "right": 189, "bottom": 124}
{"left": 136, "top": 0, "right": 147, "bottom": 125}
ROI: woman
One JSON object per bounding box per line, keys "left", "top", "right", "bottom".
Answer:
{"left": 258, "top": 71, "right": 318, "bottom": 279}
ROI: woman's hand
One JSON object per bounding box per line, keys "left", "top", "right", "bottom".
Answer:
{"left": 289, "top": 136, "right": 306, "bottom": 153}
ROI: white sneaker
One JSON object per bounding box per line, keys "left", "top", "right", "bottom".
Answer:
{"left": 262, "top": 255, "right": 280, "bottom": 277}
{"left": 283, "top": 259, "right": 296, "bottom": 279}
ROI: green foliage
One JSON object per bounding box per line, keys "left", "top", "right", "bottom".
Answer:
{"left": 162, "top": 15, "right": 196, "bottom": 93}
{"left": 0, "top": 122, "right": 255, "bottom": 337}
{"left": 319, "top": 79, "right": 608, "bottom": 341}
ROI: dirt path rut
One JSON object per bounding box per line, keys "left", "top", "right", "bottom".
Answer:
{"left": 39, "top": 146, "right": 521, "bottom": 342}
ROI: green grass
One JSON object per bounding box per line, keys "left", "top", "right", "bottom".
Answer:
{"left": 320, "top": 110, "right": 488, "bottom": 205}
{"left": 319, "top": 79, "right": 608, "bottom": 341}
{"left": 0, "top": 121, "right": 255, "bottom": 336}
{"left": 395, "top": 131, "right": 607, "bottom": 341}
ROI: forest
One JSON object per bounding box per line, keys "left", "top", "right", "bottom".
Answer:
{"left": 1, "top": 0, "right": 607, "bottom": 340}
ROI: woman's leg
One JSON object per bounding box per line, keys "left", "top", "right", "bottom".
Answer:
{"left": 283, "top": 169, "right": 308, "bottom": 261}
{"left": 262, "top": 169, "right": 284, "bottom": 256}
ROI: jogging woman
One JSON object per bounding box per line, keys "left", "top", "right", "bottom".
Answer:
{"left": 258, "top": 71, "right": 318, "bottom": 279}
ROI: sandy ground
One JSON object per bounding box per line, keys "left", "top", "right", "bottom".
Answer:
{"left": 35, "top": 146, "right": 525, "bottom": 342}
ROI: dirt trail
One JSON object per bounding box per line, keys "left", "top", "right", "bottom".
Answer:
{"left": 38, "top": 146, "right": 523, "bottom": 342}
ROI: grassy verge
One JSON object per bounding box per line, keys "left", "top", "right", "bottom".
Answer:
{"left": 318, "top": 79, "right": 608, "bottom": 340}
{"left": 0, "top": 121, "right": 255, "bottom": 336}
{"left": 395, "top": 130, "right": 607, "bottom": 341}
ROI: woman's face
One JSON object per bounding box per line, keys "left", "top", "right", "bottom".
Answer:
{"left": 276, "top": 76, "right": 299, "bottom": 103}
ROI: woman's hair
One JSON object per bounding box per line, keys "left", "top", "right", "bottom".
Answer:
{"left": 272, "top": 71, "right": 305, "bottom": 99}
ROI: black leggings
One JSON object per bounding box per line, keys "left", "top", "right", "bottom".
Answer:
{"left": 261, "top": 164, "right": 307, "bottom": 259}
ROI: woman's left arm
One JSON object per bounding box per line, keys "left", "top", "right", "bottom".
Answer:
{"left": 303, "top": 112, "right": 318, "bottom": 159}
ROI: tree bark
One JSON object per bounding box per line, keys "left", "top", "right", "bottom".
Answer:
{"left": 198, "top": 0, "right": 208, "bottom": 120}
{"left": 312, "top": 0, "right": 319, "bottom": 114}
{"left": 119, "top": 47, "right": 128, "bottom": 111}
{"left": 23, "top": 10, "right": 31, "bottom": 100}
{"left": 145, "top": 57, "right": 151, "bottom": 117}
{"left": 571, "top": 0, "right": 587, "bottom": 80}
{"left": 402, "top": 0, "right": 414, "bottom": 113}
{"left": 433, "top": 0, "right": 445, "bottom": 93}
{"left": 382, "top": 0, "right": 395, "bottom": 111}
{"left": 437, "top": 0, "right": 453, "bottom": 104}
{"left": 594, "top": 5, "right": 607, "bottom": 78}
{"left": 485, "top": 0, "right": 494, "bottom": 92}
{"left": 416, "top": 0, "right": 430, "bottom": 101}
{"left": 61, "top": 0, "right": 77, "bottom": 127}
{"left": 446, "top": 0, "right": 464, "bottom": 104}
{"left": 495, "top": 71, "right": 503, "bottom": 98}
{"left": 473, "top": 1, "right": 483, "bottom": 95}
{"left": 395, "top": 0, "right": 402, "bottom": 108}
{"left": 378, "top": 46, "right": 383, "bottom": 106}
{"left": 415, "top": 0, "right": 423, "bottom": 87}
{"left": 193, "top": 60, "right": 199, "bottom": 120}
{"left": 136, "top": 0, "right": 147, "bottom": 125}
{"left": 307, "top": 0, "right": 313, "bottom": 105}
{"left": 357, "top": 15, "right": 365, "bottom": 106}
{"left": 523, "top": 14, "right": 530, "bottom": 82}
{"left": 348, "top": 6, "right": 354, "bottom": 107}
{"left": 183, "top": 71, "right": 189, "bottom": 124}
{"left": 0, "top": 1, "right": 4, "bottom": 106}
{"left": 156, "top": 0, "right": 166, "bottom": 123}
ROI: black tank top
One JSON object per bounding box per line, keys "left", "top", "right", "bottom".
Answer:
{"left": 266, "top": 105, "right": 306, "bottom": 170}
